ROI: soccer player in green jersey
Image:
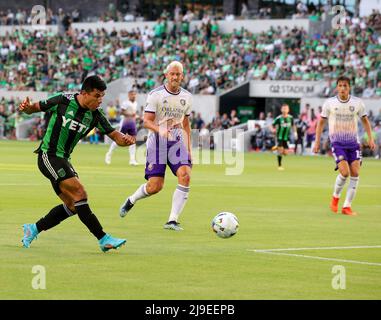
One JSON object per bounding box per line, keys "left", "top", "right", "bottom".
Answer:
{"left": 272, "top": 104, "right": 297, "bottom": 170}
{"left": 18, "top": 76, "right": 136, "bottom": 252}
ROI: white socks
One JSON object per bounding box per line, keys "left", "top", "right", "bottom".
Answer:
{"left": 168, "top": 185, "right": 190, "bottom": 223}
{"left": 343, "top": 177, "right": 359, "bottom": 208}
{"left": 129, "top": 144, "right": 136, "bottom": 162}
{"left": 108, "top": 141, "right": 118, "bottom": 154}
{"left": 333, "top": 174, "right": 347, "bottom": 198}
{"left": 129, "top": 183, "right": 150, "bottom": 204}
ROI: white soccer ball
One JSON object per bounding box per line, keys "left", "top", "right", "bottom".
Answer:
{"left": 212, "top": 212, "right": 239, "bottom": 238}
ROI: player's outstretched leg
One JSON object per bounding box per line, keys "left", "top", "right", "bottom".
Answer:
{"left": 342, "top": 176, "right": 359, "bottom": 216}
{"left": 21, "top": 204, "right": 75, "bottom": 248}
{"left": 277, "top": 146, "right": 285, "bottom": 170}
{"left": 164, "top": 166, "right": 191, "bottom": 231}
{"left": 98, "top": 234, "right": 126, "bottom": 252}
{"left": 120, "top": 183, "right": 151, "bottom": 217}
{"left": 330, "top": 173, "right": 347, "bottom": 213}
{"left": 105, "top": 142, "right": 118, "bottom": 165}
{"left": 73, "top": 198, "right": 127, "bottom": 252}
{"left": 21, "top": 224, "right": 39, "bottom": 248}
{"left": 129, "top": 144, "right": 138, "bottom": 166}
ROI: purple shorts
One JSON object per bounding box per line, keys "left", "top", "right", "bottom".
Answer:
{"left": 145, "top": 131, "right": 192, "bottom": 180}
{"left": 120, "top": 119, "right": 137, "bottom": 136}
{"left": 331, "top": 142, "right": 362, "bottom": 167}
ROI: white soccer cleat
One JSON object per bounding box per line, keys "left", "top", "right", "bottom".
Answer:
{"left": 105, "top": 152, "right": 111, "bottom": 165}
{"left": 129, "top": 160, "right": 139, "bottom": 166}
{"left": 163, "top": 221, "right": 184, "bottom": 231}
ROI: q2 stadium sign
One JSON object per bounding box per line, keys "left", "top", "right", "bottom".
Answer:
{"left": 250, "top": 81, "right": 325, "bottom": 98}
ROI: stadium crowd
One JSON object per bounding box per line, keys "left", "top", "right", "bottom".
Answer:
{"left": 0, "top": 9, "right": 380, "bottom": 95}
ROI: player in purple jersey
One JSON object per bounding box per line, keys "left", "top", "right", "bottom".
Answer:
{"left": 119, "top": 61, "right": 192, "bottom": 231}
{"left": 105, "top": 90, "right": 139, "bottom": 165}
{"left": 314, "top": 76, "right": 375, "bottom": 216}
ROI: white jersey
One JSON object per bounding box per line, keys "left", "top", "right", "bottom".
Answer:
{"left": 145, "top": 85, "right": 192, "bottom": 134}
{"left": 119, "top": 99, "right": 137, "bottom": 126}
{"left": 121, "top": 99, "right": 137, "bottom": 116}
{"left": 321, "top": 95, "right": 367, "bottom": 145}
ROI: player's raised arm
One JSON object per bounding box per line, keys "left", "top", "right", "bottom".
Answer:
{"left": 313, "top": 117, "right": 327, "bottom": 153}
{"left": 18, "top": 97, "right": 41, "bottom": 114}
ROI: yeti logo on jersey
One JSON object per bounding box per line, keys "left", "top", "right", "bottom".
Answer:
{"left": 349, "top": 106, "right": 355, "bottom": 112}
{"left": 62, "top": 116, "right": 88, "bottom": 133}
{"left": 180, "top": 99, "right": 186, "bottom": 106}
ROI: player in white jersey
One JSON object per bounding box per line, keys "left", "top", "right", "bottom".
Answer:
{"left": 314, "top": 76, "right": 375, "bottom": 216}
{"left": 119, "top": 61, "right": 193, "bottom": 231}
{"left": 105, "top": 90, "right": 139, "bottom": 165}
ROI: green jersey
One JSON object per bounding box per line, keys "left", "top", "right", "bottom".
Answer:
{"left": 273, "top": 115, "right": 294, "bottom": 141}
{"left": 36, "top": 92, "right": 115, "bottom": 159}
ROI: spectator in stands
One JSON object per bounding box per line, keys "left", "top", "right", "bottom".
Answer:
{"left": 221, "top": 113, "right": 230, "bottom": 129}
{"left": 195, "top": 113, "right": 205, "bottom": 130}
{"left": 199, "top": 123, "right": 210, "bottom": 149}
{"left": 294, "top": 113, "right": 309, "bottom": 155}
{"left": 144, "top": 75, "right": 156, "bottom": 92}
{"left": 230, "top": 109, "right": 240, "bottom": 126}
{"left": 241, "top": 3, "right": 249, "bottom": 19}
{"left": 72, "top": 9, "right": 81, "bottom": 23}
{"left": 306, "top": 108, "right": 318, "bottom": 150}
{"left": 250, "top": 123, "right": 265, "bottom": 151}
{"left": 300, "top": 104, "right": 311, "bottom": 122}
{"left": 296, "top": 2, "right": 308, "bottom": 18}
{"left": 0, "top": 10, "right": 380, "bottom": 97}
{"left": 265, "top": 112, "right": 273, "bottom": 129}
{"left": 88, "top": 128, "right": 100, "bottom": 144}
{"left": 362, "top": 81, "right": 375, "bottom": 98}
{"left": 375, "top": 81, "right": 381, "bottom": 98}
{"left": 106, "top": 101, "right": 119, "bottom": 126}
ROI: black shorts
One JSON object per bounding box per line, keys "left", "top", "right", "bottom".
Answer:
{"left": 37, "top": 152, "right": 78, "bottom": 195}
{"left": 277, "top": 140, "right": 289, "bottom": 149}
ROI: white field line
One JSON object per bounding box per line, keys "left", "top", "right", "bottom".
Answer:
{"left": 251, "top": 245, "right": 381, "bottom": 252}
{"left": 249, "top": 245, "right": 381, "bottom": 267}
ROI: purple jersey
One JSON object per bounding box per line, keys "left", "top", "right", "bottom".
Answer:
{"left": 120, "top": 119, "right": 137, "bottom": 136}
{"left": 145, "top": 130, "right": 192, "bottom": 180}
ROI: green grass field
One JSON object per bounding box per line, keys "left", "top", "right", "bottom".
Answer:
{"left": 1, "top": 140, "right": 381, "bottom": 300}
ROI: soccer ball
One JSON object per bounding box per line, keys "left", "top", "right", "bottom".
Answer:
{"left": 212, "top": 212, "right": 239, "bottom": 238}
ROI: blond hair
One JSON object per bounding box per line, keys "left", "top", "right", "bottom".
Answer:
{"left": 164, "top": 61, "right": 184, "bottom": 74}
